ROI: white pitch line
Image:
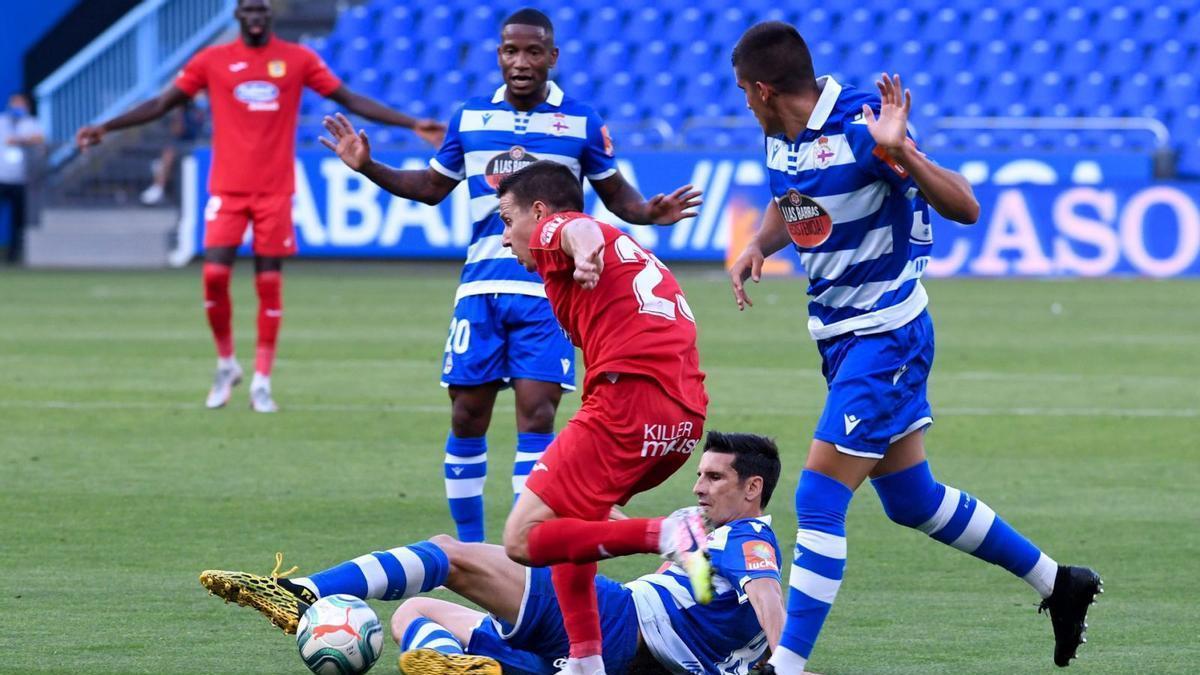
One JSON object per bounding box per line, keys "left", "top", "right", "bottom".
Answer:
{"left": 0, "top": 400, "right": 1195, "bottom": 418}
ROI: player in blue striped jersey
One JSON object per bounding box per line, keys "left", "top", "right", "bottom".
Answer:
{"left": 320, "top": 9, "right": 701, "bottom": 544}
{"left": 199, "top": 432, "right": 785, "bottom": 675}
{"left": 726, "top": 22, "right": 1101, "bottom": 673}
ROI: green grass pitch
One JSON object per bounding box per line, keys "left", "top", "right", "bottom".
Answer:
{"left": 1, "top": 264, "right": 1197, "bottom": 674}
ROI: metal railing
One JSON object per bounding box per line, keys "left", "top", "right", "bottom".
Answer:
{"left": 935, "top": 116, "right": 1171, "bottom": 149}
{"left": 34, "top": 0, "right": 236, "bottom": 167}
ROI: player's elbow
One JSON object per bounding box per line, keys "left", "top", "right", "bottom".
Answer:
{"left": 938, "top": 197, "right": 979, "bottom": 225}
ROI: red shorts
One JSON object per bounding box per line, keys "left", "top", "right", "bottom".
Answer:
{"left": 524, "top": 374, "right": 706, "bottom": 520}
{"left": 203, "top": 192, "right": 297, "bottom": 257}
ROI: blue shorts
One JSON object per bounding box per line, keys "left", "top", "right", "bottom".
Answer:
{"left": 466, "top": 567, "right": 641, "bottom": 674}
{"left": 814, "top": 311, "right": 935, "bottom": 458}
{"left": 440, "top": 293, "right": 576, "bottom": 389}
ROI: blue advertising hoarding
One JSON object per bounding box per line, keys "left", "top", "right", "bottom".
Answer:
{"left": 174, "top": 148, "right": 1200, "bottom": 277}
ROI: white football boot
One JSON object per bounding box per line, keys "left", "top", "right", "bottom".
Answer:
{"left": 249, "top": 374, "right": 278, "bottom": 413}
{"left": 205, "top": 361, "right": 243, "bottom": 409}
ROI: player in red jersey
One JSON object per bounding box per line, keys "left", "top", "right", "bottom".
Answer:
{"left": 74, "top": 0, "right": 444, "bottom": 412}
{"left": 494, "top": 161, "right": 711, "bottom": 675}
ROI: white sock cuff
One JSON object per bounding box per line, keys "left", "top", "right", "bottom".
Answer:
{"left": 1024, "top": 552, "right": 1059, "bottom": 599}
{"left": 769, "top": 645, "right": 808, "bottom": 673}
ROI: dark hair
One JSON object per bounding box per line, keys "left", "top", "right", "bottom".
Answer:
{"left": 503, "top": 8, "right": 554, "bottom": 36}
{"left": 496, "top": 160, "right": 584, "bottom": 213}
{"left": 731, "top": 21, "right": 817, "bottom": 94}
{"left": 704, "top": 431, "right": 782, "bottom": 508}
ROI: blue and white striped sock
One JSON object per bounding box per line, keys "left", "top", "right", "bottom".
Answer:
{"left": 872, "top": 461, "right": 1058, "bottom": 598}
{"left": 511, "top": 432, "right": 553, "bottom": 504}
{"left": 291, "top": 541, "right": 450, "bottom": 601}
{"left": 401, "top": 617, "right": 464, "bottom": 655}
{"left": 445, "top": 433, "right": 487, "bottom": 542}
{"left": 771, "top": 470, "right": 853, "bottom": 674}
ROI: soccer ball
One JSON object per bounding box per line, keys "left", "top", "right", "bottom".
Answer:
{"left": 296, "top": 595, "right": 384, "bottom": 675}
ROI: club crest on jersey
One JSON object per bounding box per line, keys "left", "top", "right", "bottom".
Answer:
{"left": 267, "top": 60, "right": 287, "bottom": 78}
{"left": 814, "top": 136, "right": 835, "bottom": 169}
{"left": 484, "top": 146, "right": 539, "bottom": 188}
{"left": 778, "top": 189, "right": 833, "bottom": 248}
{"left": 234, "top": 81, "right": 280, "bottom": 111}
{"left": 550, "top": 112, "right": 571, "bottom": 136}
{"left": 743, "top": 540, "right": 778, "bottom": 571}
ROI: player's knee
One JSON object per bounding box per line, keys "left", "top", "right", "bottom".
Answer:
{"left": 427, "top": 533, "right": 464, "bottom": 568}
{"left": 449, "top": 398, "right": 492, "bottom": 437}
{"left": 516, "top": 398, "right": 557, "bottom": 434}
{"left": 871, "top": 462, "right": 942, "bottom": 529}
{"left": 390, "top": 597, "right": 435, "bottom": 644}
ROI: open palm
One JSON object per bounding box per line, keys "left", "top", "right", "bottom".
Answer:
{"left": 862, "top": 73, "right": 912, "bottom": 153}
{"left": 319, "top": 113, "right": 372, "bottom": 171}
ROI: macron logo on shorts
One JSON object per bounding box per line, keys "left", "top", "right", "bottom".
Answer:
{"left": 844, "top": 414, "right": 862, "bottom": 435}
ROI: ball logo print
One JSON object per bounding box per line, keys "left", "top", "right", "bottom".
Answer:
{"left": 778, "top": 189, "right": 833, "bottom": 248}
{"left": 484, "top": 146, "right": 538, "bottom": 188}
{"left": 296, "top": 595, "right": 383, "bottom": 675}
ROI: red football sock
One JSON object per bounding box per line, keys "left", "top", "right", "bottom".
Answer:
{"left": 526, "top": 517, "right": 663, "bottom": 565}
{"left": 202, "top": 263, "right": 234, "bottom": 358}
{"left": 255, "top": 271, "right": 282, "bottom": 376}
{"left": 551, "top": 563, "right": 603, "bottom": 659}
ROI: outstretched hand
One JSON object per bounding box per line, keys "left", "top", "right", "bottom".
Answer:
{"left": 319, "top": 113, "right": 372, "bottom": 171}
{"left": 728, "top": 244, "right": 765, "bottom": 311}
{"left": 646, "top": 184, "right": 703, "bottom": 225}
{"left": 862, "top": 73, "right": 912, "bottom": 154}
{"left": 414, "top": 119, "right": 446, "bottom": 148}
{"left": 75, "top": 125, "right": 105, "bottom": 150}
{"left": 573, "top": 242, "right": 605, "bottom": 290}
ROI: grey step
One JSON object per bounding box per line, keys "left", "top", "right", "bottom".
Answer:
{"left": 25, "top": 208, "right": 178, "bottom": 269}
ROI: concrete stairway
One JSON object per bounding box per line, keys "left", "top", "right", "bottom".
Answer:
{"left": 25, "top": 207, "right": 179, "bottom": 268}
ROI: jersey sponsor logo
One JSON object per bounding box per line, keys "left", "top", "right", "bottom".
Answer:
{"left": 234, "top": 81, "right": 280, "bottom": 111}
{"left": 539, "top": 214, "right": 569, "bottom": 245}
{"left": 484, "top": 146, "right": 539, "bottom": 188}
{"left": 641, "top": 421, "right": 699, "bottom": 458}
{"left": 814, "top": 136, "right": 835, "bottom": 169}
{"left": 778, "top": 189, "right": 833, "bottom": 248}
{"left": 742, "top": 540, "right": 778, "bottom": 572}
{"left": 268, "top": 60, "right": 287, "bottom": 78}
{"left": 844, "top": 413, "right": 863, "bottom": 435}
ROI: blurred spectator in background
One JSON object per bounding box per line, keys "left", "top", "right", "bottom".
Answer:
{"left": 0, "top": 93, "right": 46, "bottom": 263}
{"left": 141, "top": 100, "right": 202, "bottom": 205}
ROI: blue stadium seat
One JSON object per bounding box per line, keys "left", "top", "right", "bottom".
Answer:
{"left": 420, "top": 37, "right": 462, "bottom": 73}
{"left": 1116, "top": 72, "right": 1159, "bottom": 108}
{"left": 1052, "top": 6, "right": 1093, "bottom": 42}
{"left": 795, "top": 8, "right": 833, "bottom": 37}
{"left": 1163, "top": 72, "right": 1198, "bottom": 108}
{"left": 598, "top": 72, "right": 637, "bottom": 103}
{"left": 890, "top": 41, "right": 926, "bottom": 77}
{"left": 431, "top": 70, "right": 471, "bottom": 109}
{"left": 457, "top": 7, "right": 498, "bottom": 43}
{"left": 625, "top": 7, "right": 664, "bottom": 43}
{"left": 1094, "top": 5, "right": 1136, "bottom": 42}
{"left": 1009, "top": 6, "right": 1052, "bottom": 43}
{"left": 380, "top": 36, "right": 420, "bottom": 73}
{"left": 592, "top": 42, "right": 627, "bottom": 77}
{"left": 709, "top": 8, "right": 751, "bottom": 46}
{"left": 380, "top": 6, "right": 416, "bottom": 39}
{"left": 666, "top": 7, "right": 708, "bottom": 44}
{"left": 1072, "top": 71, "right": 1113, "bottom": 112}
{"left": 928, "top": 40, "right": 969, "bottom": 77}
{"left": 681, "top": 40, "right": 719, "bottom": 73}
{"left": 387, "top": 68, "right": 426, "bottom": 109}
{"left": 973, "top": 40, "right": 1013, "bottom": 76}
{"left": 336, "top": 5, "right": 376, "bottom": 42}
{"left": 632, "top": 41, "right": 671, "bottom": 78}
{"left": 941, "top": 71, "right": 981, "bottom": 108}
{"left": 555, "top": 39, "right": 588, "bottom": 78}
{"left": 337, "top": 37, "right": 376, "bottom": 75}
{"left": 1059, "top": 40, "right": 1100, "bottom": 78}
{"left": 962, "top": 7, "right": 1005, "bottom": 43}
{"left": 463, "top": 39, "right": 499, "bottom": 77}
{"left": 1144, "top": 40, "right": 1185, "bottom": 77}
{"left": 549, "top": 7, "right": 581, "bottom": 38}
{"left": 839, "top": 8, "right": 877, "bottom": 43}
{"left": 1138, "top": 5, "right": 1177, "bottom": 42}
{"left": 349, "top": 68, "right": 385, "bottom": 98}
{"left": 810, "top": 41, "right": 841, "bottom": 74}
{"left": 841, "top": 41, "right": 882, "bottom": 82}
{"left": 980, "top": 71, "right": 1023, "bottom": 116}
{"left": 1026, "top": 72, "right": 1067, "bottom": 115}
{"left": 418, "top": 6, "right": 458, "bottom": 38}
{"left": 645, "top": 71, "right": 681, "bottom": 102}
{"left": 924, "top": 8, "right": 964, "bottom": 43}
{"left": 1098, "top": 39, "right": 1143, "bottom": 76}
{"left": 584, "top": 7, "right": 624, "bottom": 41}
{"left": 563, "top": 71, "right": 596, "bottom": 101}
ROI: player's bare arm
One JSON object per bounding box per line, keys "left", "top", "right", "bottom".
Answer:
{"left": 558, "top": 218, "right": 606, "bottom": 290}
{"left": 325, "top": 86, "right": 446, "bottom": 147}
{"left": 591, "top": 172, "right": 703, "bottom": 225}
{"left": 75, "top": 85, "right": 190, "bottom": 149}
{"left": 744, "top": 577, "right": 786, "bottom": 651}
{"left": 864, "top": 73, "right": 979, "bottom": 224}
{"left": 729, "top": 199, "right": 791, "bottom": 310}
{"left": 320, "top": 112, "right": 457, "bottom": 205}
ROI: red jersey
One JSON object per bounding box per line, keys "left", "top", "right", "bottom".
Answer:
{"left": 530, "top": 212, "right": 707, "bottom": 416}
{"left": 175, "top": 37, "right": 341, "bottom": 195}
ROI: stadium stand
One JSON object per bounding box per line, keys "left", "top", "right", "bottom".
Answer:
{"left": 294, "top": 1, "right": 1200, "bottom": 174}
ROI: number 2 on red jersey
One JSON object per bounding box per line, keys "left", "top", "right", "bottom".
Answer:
{"left": 613, "top": 235, "right": 695, "bottom": 323}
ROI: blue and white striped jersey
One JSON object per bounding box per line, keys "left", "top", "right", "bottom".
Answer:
{"left": 429, "top": 82, "right": 618, "bottom": 302}
{"left": 626, "top": 516, "right": 781, "bottom": 675}
{"left": 765, "top": 76, "right": 934, "bottom": 341}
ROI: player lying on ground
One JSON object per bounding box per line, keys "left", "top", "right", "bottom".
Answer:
{"left": 201, "top": 432, "right": 787, "bottom": 675}
{"left": 319, "top": 8, "right": 702, "bottom": 545}
{"left": 725, "top": 22, "right": 1102, "bottom": 673}
{"left": 75, "top": 0, "right": 444, "bottom": 413}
